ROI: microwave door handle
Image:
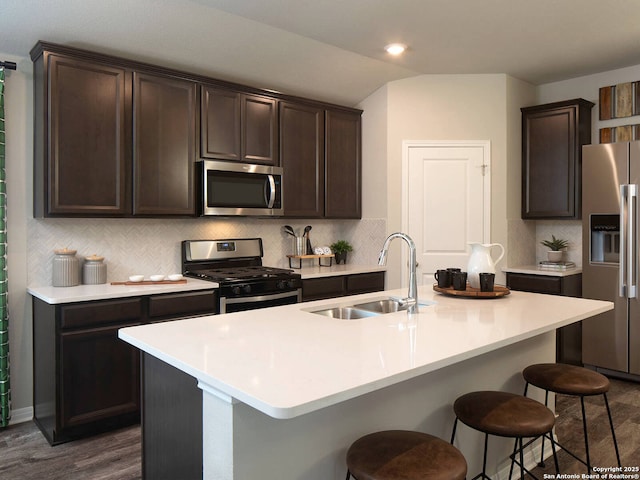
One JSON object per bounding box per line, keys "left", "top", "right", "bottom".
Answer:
{"left": 265, "top": 174, "right": 276, "bottom": 208}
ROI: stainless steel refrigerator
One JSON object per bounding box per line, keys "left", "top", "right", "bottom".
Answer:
{"left": 582, "top": 141, "right": 640, "bottom": 379}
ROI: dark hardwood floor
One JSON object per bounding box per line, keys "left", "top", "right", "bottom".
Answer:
{"left": 0, "top": 378, "right": 637, "bottom": 479}
{"left": 0, "top": 423, "right": 141, "bottom": 480}
{"left": 530, "top": 377, "right": 640, "bottom": 476}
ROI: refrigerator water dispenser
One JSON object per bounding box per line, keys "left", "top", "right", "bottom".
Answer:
{"left": 590, "top": 214, "right": 620, "bottom": 264}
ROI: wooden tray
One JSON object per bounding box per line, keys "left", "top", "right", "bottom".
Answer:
{"left": 111, "top": 280, "right": 187, "bottom": 286}
{"left": 433, "top": 283, "right": 510, "bottom": 299}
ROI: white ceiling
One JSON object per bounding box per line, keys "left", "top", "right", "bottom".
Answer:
{"left": 3, "top": 0, "right": 640, "bottom": 106}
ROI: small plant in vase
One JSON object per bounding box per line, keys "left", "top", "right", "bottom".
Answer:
{"left": 540, "top": 235, "right": 569, "bottom": 263}
{"left": 330, "top": 240, "right": 353, "bottom": 265}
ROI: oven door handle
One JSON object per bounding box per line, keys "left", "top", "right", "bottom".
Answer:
{"left": 222, "top": 290, "right": 300, "bottom": 305}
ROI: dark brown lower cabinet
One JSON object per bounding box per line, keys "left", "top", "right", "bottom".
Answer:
{"left": 506, "top": 272, "right": 582, "bottom": 365}
{"left": 142, "top": 353, "right": 202, "bottom": 480}
{"left": 32, "top": 290, "right": 217, "bottom": 445}
{"left": 302, "top": 271, "right": 385, "bottom": 301}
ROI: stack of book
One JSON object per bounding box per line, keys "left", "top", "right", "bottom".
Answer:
{"left": 538, "top": 261, "right": 576, "bottom": 271}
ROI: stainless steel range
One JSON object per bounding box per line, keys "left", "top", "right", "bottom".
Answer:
{"left": 182, "top": 238, "right": 302, "bottom": 313}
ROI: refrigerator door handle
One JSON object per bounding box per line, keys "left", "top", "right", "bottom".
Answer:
{"left": 629, "top": 184, "right": 638, "bottom": 299}
{"left": 620, "top": 184, "right": 637, "bottom": 298}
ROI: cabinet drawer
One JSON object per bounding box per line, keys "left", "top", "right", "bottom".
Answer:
{"left": 506, "top": 273, "right": 562, "bottom": 295}
{"left": 302, "top": 276, "right": 345, "bottom": 301}
{"left": 148, "top": 290, "right": 217, "bottom": 319}
{"left": 61, "top": 298, "right": 143, "bottom": 329}
{"left": 346, "top": 272, "right": 385, "bottom": 294}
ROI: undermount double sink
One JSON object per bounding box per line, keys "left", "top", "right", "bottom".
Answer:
{"left": 307, "top": 297, "right": 435, "bottom": 319}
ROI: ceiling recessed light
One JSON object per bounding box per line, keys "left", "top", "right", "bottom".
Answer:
{"left": 384, "top": 43, "right": 407, "bottom": 55}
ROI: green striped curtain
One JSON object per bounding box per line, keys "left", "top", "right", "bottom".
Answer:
{"left": 0, "top": 66, "right": 10, "bottom": 428}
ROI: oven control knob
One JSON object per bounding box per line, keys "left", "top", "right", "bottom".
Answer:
{"left": 242, "top": 284, "right": 252, "bottom": 294}
{"left": 231, "top": 286, "right": 241, "bottom": 296}
{"left": 276, "top": 280, "right": 287, "bottom": 290}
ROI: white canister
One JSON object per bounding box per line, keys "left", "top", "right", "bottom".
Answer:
{"left": 83, "top": 254, "right": 107, "bottom": 285}
{"left": 52, "top": 248, "right": 80, "bottom": 287}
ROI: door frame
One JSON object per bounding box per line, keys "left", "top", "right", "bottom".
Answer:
{"left": 401, "top": 140, "right": 492, "bottom": 283}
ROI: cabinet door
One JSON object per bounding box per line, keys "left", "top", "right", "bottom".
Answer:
{"left": 134, "top": 72, "right": 197, "bottom": 215}
{"left": 325, "top": 109, "right": 362, "bottom": 218}
{"left": 521, "top": 99, "right": 593, "bottom": 219}
{"left": 346, "top": 272, "right": 385, "bottom": 295}
{"left": 242, "top": 94, "right": 278, "bottom": 165}
{"left": 302, "top": 276, "right": 345, "bottom": 301}
{"left": 60, "top": 324, "right": 140, "bottom": 429}
{"left": 280, "top": 101, "right": 325, "bottom": 217}
{"left": 200, "top": 86, "right": 241, "bottom": 161}
{"left": 45, "top": 54, "right": 131, "bottom": 216}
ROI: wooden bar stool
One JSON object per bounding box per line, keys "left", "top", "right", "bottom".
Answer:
{"left": 451, "top": 391, "right": 558, "bottom": 480}
{"left": 522, "top": 363, "right": 621, "bottom": 472}
{"left": 345, "top": 430, "right": 467, "bottom": 480}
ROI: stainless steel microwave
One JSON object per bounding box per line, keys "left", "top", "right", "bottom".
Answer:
{"left": 198, "top": 160, "right": 283, "bottom": 216}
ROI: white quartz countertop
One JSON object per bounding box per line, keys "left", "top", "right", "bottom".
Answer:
{"left": 27, "top": 265, "right": 386, "bottom": 304}
{"left": 503, "top": 265, "right": 582, "bottom": 277}
{"left": 28, "top": 278, "right": 217, "bottom": 304}
{"left": 297, "top": 264, "right": 386, "bottom": 279}
{"left": 119, "top": 285, "right": 612, "bottom": 420}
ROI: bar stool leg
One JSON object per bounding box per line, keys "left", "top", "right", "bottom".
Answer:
{"left": 538, "top": 389, "right": 550, "bottom": 467}
{"left": 345, "top": 471, "right": 351, "bottom": 480}
{"left": 580, "top": 397, "right": 591, "bottom": 472}
{"left": 450, "top": 417, "right": 458, "bottom": 444}
{"left": 604, "top": 393, "right": 621, "bottom": 467}
{"left": 480, "top": 433, "right": 489, "bottom": 480}
{"left": 550, "top": 428, "right": 560, "bottom": 473}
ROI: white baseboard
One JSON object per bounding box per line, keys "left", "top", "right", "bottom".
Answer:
{"left": 8, "top": 406, "right": 33, "bottom": 425}
{"left": 496, "top": 435, "right": 559, "bottom": 480}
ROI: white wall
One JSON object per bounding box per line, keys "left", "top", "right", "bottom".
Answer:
{"left": 375, "top": 74, "right": 534, "bottom": 288}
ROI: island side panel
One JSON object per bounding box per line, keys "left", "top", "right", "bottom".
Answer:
{"left": 142, "top": 353, "right": 203, "bottom": 480}
{"left": 200, "top": 332, "right": 554, "bottom": 480}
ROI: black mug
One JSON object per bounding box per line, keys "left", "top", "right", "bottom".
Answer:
{"left": 434, "top": 269, "right": 452, "bottom": 288}
{"left": 452, "top": 271, "right": 467, "bottom": 291}
{"left": 479, "top": 273, "right": 495, "bottom": 292}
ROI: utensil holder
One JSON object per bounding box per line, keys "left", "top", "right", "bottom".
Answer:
{"left": 293, "top": 237, "right": 305, "bottom": 256}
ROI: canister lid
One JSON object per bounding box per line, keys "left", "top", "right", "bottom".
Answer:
{"left": 85, "top": 254, "right": 104, "bottom": 262}
{"left": 54, "top": 248, "right": 77, "bottom": 255}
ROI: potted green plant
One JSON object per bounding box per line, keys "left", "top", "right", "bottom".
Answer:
{"left": 540, "top": 235, "right": 568, "bottom": 262}
{"left": 330, "top": 240, "right": 353, "bottom": 264}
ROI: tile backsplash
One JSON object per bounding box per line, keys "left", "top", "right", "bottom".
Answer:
{"left": 535, "top": 220, "right": 582, "bottom": 265}
{"left": 27, "top": 217, "right": 387, "bottom": 287}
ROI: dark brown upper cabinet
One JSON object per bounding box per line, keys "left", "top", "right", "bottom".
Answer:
{"left": 200, "top": 86, "right": 278, "bottom": 165}
{"left": 521, "top": 99, "right": 594, "bottom": 220}
{"left": 280, "top": 101, "right": 325, "bottom": 217}
{"left": 133, "top": 72, "right": 197, "bottom": 215}
{"left": 280, "top": 103, "right": 362, "bottom": 218}
{"left": 325, "top": 109, "right": 362, "bottom": 218}
{"left": 33, "top": 53, "right": 132, "bottom": 216}
{"left": 31, "top": 43, "right": 197, "bottom": 217}
{"left": 31, "top": 41, "right": 361, "bottom": 218}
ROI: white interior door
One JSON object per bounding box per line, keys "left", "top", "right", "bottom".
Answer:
{"left": 403, "top": 141, "right": 490, "bottom": 286}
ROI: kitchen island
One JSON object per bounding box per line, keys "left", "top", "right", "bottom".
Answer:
{"left": 119, "top": 284, "right": 612, "bottom": 480}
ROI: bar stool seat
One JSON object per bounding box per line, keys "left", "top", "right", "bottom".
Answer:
{"left": 451, "top": 391, "right": 558, "bottom": 480}
{"left": 522, "top": 363, "right": 620, "bottom": 472}
{"left": 523, "top": 363, "right": 609, "bottom": 395}
{"left": 346, "top": 430, "right": 467, "bottom": 480}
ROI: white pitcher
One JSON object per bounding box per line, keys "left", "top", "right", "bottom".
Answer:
{"left": 467, "top": 243, "right": 505, "bottom": 289}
